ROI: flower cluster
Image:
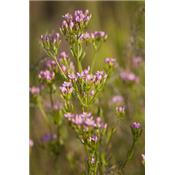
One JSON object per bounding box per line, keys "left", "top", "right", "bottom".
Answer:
{"left": 131, "top": 122, "right": 141, "bottom": 129}
{"left": 38, "top": 70, "right": 55, "bottom": 82}
{"left": 59, "top": 81, "right": 74, "bottom": 100}
{"left": 40, "top": 32, "right": 61, "bottom": 57}
{"left": 67, "top": 67, "right": 107, "bottom": 105}
{"left": 120, "top": 70, "right": 139, "bottom": 83}
{"left": 57, "top": 51, "right": 75, "bottom": 75}
{"left": 68, "top": 67, "right": 107, "bottom": 84}
{"left": 131, "top": 122, "right": 142, "bottom": 140}
{"left": 58, "top": 51, "right": 69, "bottom": 60}
{"left": 92, "top": 31, "right": 108, "bottom": 41}
{"left": 60, "top": 10, "right": 92, "bottom": 43}
{"left": 64, "top": 112, "right": 107, "bottom": 173}
{"left": 44, "top": 58, "right": 57, "bottom": 70}
{"left": 64, "top": 112, "right": 107, "bottom": 129}
{"left": 80, "top": 31, "right": 108, "bottom": 42}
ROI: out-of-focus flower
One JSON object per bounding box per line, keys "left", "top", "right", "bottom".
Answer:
{"left": 64, "top": 112, "right": 106, "bottom": 129}
{"left": 131, "top": 122, "right": 141, "bottom": 129}
{"left": 89, "top": 135, "right": 98, "bottom": 143}
{"left": 141, "top": 153, "right": 145, "bottom": 165}
{"left": 45, "top": 101, "right": 63, "bottom": 111}
{"left": 120, "top": 70, "right": 139, "bottom": 83}
{"left": 112, "top": 95, "right": 124, "bottom": 104}
{"left": 30, "top": 86, "right": 40, "bottom": 95}
{"left": 41, "top": 133, "right": 57, "bottom": 142}
{"left": 90, "top": 90, "right": 95, "bottom": 96}
{"left": 80, "top": 32, "right": 91, "bottom": 41}
{"left": 96, "top": 117, "right": 107, "bottom": 129}
{"left": 94, "top": 31, "right": 108, "bottom": 40}
{"left": 105, "top": 57, "right": 116, "bottom": 66}
{"left": 115, "top": 106, "right": 126, "bottom": 114}
{"left": 38, "top": 70, "right": 55, "bottom": 81}
{"left": 90, "top": 156, "right": 95, "bottom": 164}
{"left": 68, "top": 73, "right": 77, "bottom": 81}
{"left": 29, "top": 139, "right": 34, "bottom": 147}
{"left": 44, "top": 58, "right": 56, "bottom": 70}
{"left": 132, "top": 56, "right": 143, "bottom": 68}
{"left": 58, "top": 51, "right": 69, "bottom": 61}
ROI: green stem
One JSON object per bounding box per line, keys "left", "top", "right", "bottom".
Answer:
{"left": 120, "top": 140, "right": 136, "bottom": 171}
{"left": 91, "top": 52, "right": 97, "bottom": 73}
{"left": 53, "top": 56, "right": 67, "bottom": 79}
{"left": 77, "top": 57, "right": 83, "bottom": 72}
{"left": 37, "top": 96, "right": 52, "bottom": 130}
{"left": 49, "top": 86, "right": 54, "bottom": 108}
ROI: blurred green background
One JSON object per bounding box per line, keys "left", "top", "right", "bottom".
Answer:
{"left": 30, "top": 1, "right": 144, "bottom": 175}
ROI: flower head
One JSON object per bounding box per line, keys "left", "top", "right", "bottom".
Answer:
{"left": 93, "top": 31, "right": 108, "bottom": 41}
{"left": 112, "top": 95, "right": 124, "bottom": 104}
{"left": 59, "top": 81, "right": 73, "bottom": 95}
{"left": 130, "top": 122, "right": 142, "bottom": 139}
{"left": 29, "top": 139, "right": 34, "bottom": 147}
{"left": 61, "top": 10, "right": 92, "bottom": 39}
{"left": 141, "top": 154, "right": 145, "bottom": 165}
{"left": 64, "top": 112, "right": 107, "bottom": 129}
{"left": 30, "top": 86, "right": 40, "bottom": 95}
{"left": 105, "top": 57, "right": 116, "bottom": 66}
{"left": 38, "top": 70, "right": 55, "bottom": 81}
{"left": 44, "top": 58, "right": 56, "bottom": 70}
{"left": 41, "top": 133, "right": 57, "bottom": 142}
{"left": 132, "top": 56, "right": 143, "bottom": 68}
{"left": 89, "top": 135, "right": 98, "bottom": 143}
{"left": 120, "top": 71, "right": 139, "bottom": 83}
{"left": 94, "top": 71, "right": 107, "bottom": 84}
{"left": 116, "top": 106, "right": 126, "bottom": 113}
{"left": 131, "top": 122, "right": 141, "bottom": 129}
{"left": 58, "top": 51, "right": 69, "bottom": 61}
{"left": 41, "top": 33, "right": 61, "bottom": 55}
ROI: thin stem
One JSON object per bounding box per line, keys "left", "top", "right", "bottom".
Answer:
{"left": 119, "top": 140, "right": 136, "bottom": 171}
{"left": 49, "top": 86, "right": 54, "bottom": 108}
{"left": 37, "top": 96, "right": 52, "bottom": 130}
{"left": 53, "top": 56, "right": 67, "bottom": 80}
{"left": 91, "top": 51, "right": 97, "bottom": 73}
{"left": 77, "top": 57, "right": 83, "bottom": 72}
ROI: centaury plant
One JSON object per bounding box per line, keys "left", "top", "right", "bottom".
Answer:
{"left": 30, "top": 9, "right": 143, "bottom": 175}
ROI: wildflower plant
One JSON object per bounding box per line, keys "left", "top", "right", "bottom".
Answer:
{"left": 30, "top": 9, "right": 144, "bottom": 175}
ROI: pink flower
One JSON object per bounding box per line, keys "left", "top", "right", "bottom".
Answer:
{"left": 59, "top": 81, "right": 73, "bottom": 95}
{"left": 30, "top": 86, "right": 40, "bottom": 95}
{"left": 38, "top": 70, "right": 55, "bottom": 81}
{"left": 131, "top": 122, "right": 141, "bottom": 129}
{"left": 132, "top": 56, "right": 142, "bottom": 68}
{"left": 29, "top": 139, "right": 34, "bottom": 147}
{"left": 112, "top": 95, "right": 124, "bottom": 104}
{"left": 105, "top": 57, "right": 116, "bottom": 66}
{"left": 120, "top": 71, "right": 139, "bottom": 83}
